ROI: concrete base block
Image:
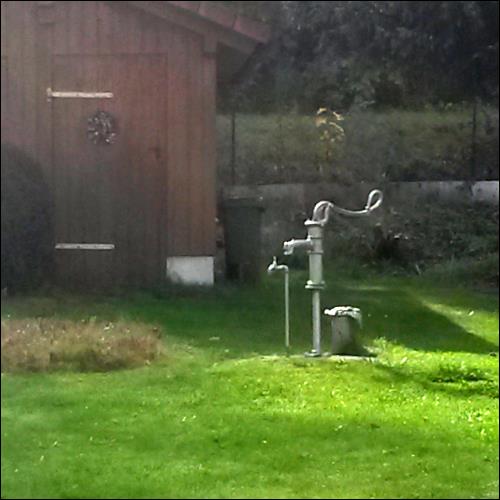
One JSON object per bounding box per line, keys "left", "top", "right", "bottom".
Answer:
{"left": 330, "top": 316, "right": 359, "bottom": 355}
{"left": 166, "top": 256, "right": 214, "bottom": 286}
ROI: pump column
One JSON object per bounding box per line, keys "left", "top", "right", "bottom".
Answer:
{"left": 304, "top": 220, "right": 325, "bottom": 356}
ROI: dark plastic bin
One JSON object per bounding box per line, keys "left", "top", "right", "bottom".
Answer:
{"left": 223, "top": 197, "right": 264, "bottom": 284}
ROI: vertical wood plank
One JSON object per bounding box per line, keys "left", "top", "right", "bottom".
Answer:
{"left": 0, "top": 3, "right": 7, "bottom": 141}
{"left": 52, "top": 57, "right": 86, "bottom": 286}
{"left": 52, "top": 1, "right": 67, "bottom": 55}
{"left": 35, "top": 3, "right": 54, "bottom": 182}
{"left": 97, "top": 57, "right": 118, "bottom": 287}
{"left": 188, "top": 35, "right": 204, "bottom": 253}
{"left": 1, "top": 57, "right": 8, "bottom": 136}
{"left": 97, "top": 1, "right": 113, "bottom": 55}
{"left": 149, "top": 56, "right": 168, "bottom": 283}
{"left": 1, "top": 3, "right": 8, "bottom": 142}
{"left": 81, "top": 1, "right": 98, "bottom": 54}
{"left": 0, "top": 1, "right": 7, "bottom": 55}
{"left": 5, "top": 1, "right": 25, "bottom": 148}
{"left": 167, "top": 29, "right": 190, "bottom": 256}
{"left": 66, "top": 1, "right": 81, "bottom": 55}
{"left": 22, "top": 2, "right": 37, "bottom": 157}
{"left": 202, "top": 46, "right": 217, "bottom": 256}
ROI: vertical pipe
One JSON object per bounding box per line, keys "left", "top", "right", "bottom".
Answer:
{"left": 311, "top": 290, "right": 321, "bottom": 355}
{"left": 284, "top": 270, "right": 290, "bottom": 354}
{"left": 471, "top": 97, "right": 477, "bottom": 181}
{"left": 470, "top": 55, "right": 481, "bottom": 181}
{"left": 231, "top": 106, "right": 236, "bottom": 185}
{"left": 305, "top": 221, "right": 325, "bottom": 356}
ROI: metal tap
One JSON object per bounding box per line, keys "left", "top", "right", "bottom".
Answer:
{"left": 283, "top": 237, "right": 314, "bottom": 255}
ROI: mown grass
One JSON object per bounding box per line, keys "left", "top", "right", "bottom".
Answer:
{"left": 1, "top": 269, "right": 498, "bottom": 499}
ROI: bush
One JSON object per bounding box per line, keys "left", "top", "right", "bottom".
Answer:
{"left": 324, "top": 198, "right": 499, "bottom": 286}
{"left": 381, "top": 200, "right": 499, "bottom": 266}
{"left": 1, "top": 144, "right": 54, "bottom": 292}
{"left": 1, "top": 318, "right": 165, "bottom": 373}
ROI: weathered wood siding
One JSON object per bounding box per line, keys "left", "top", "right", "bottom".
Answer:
{"left": 1, "top": 1, "right": 217, "bottom": 287}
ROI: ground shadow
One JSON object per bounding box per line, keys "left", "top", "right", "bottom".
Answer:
{"left": 371, "top": 361, "right": 498, "bottom": 401}
{"left": 1, "top": 277, "right": 498, "bottom": 358}
{"left": 322, "top": 283, "right": 499, "bottom": 355}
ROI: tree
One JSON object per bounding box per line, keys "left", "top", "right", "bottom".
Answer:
{"left": 223, "top": 1, "right": 499, "bottom": 112}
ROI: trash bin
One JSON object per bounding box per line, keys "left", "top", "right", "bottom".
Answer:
{"left": 324, "top": 306, "right": 363, "bottom": 355}
{"left": 223, "top": 197, "right": 264, "bottom": 284}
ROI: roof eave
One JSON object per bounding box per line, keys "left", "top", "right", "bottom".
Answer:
{"left": 167, "top": 1, "right": 271, "bottom": 45}
{"left": 125, "top": 1, "right": 270, "bottom": 55}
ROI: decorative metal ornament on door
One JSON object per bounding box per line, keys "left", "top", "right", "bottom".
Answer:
{"left": 87, "top": 110, "right": 117, "bottom": 145}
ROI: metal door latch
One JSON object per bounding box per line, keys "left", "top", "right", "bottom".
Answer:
{"left": 47, "top": 87, "right": 113, "bottom": 102}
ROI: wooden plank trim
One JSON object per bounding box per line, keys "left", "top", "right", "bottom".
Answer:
{"left": 46, "top": 88, "right": 114, "bottom": 101}
{"left": 55, "top": 243, "right": 115, "bottom": 250}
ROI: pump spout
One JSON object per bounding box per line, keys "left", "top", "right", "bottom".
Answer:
{"left": 283, "top": 237, "right": 314, "bottom": 256}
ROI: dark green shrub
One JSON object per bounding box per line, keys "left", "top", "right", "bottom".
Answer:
{"left": 1, "top": 143, "right": 54, "bottom": 292}
{"left": 324, "top": 197, "right": 499, "bottom": 286}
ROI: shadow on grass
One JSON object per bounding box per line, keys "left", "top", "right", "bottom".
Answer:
{"left": 409, "top": 283, "right": 500, "bottom": 315}
{"left": 328, "top": 283, "right": 498, "bottom": 355}
{"left": 117, "top": 280, "right": 499, "bottom": 357}
{"left": 371, "top": 361, "right": 499, "bottom": 400}
{"left": 1, "top": 276, "right": 498, "bottom": 358}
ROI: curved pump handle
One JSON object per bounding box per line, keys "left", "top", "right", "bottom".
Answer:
{"left": 312, "top": 189, "right": 383, "bottom": 225}
{"left": 364, "top": 189, "right": 383, "bottom": 212}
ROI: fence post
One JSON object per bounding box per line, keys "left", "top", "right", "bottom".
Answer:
{"left": 231, "top": 106, "right": 236, "bottom": 185}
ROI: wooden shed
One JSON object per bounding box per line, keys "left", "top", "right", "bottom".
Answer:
{"left": 1, "top": 1, "right": 269, "bottom": 288}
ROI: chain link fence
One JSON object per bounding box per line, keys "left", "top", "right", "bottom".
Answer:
{"left": 217, "top": 103, "right": 499, "bottom": 186}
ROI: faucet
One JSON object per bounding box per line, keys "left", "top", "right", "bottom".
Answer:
{"left": 267, "top": 256, "right": 281, "bottom": 274}
{"left": 283, "top": 237, "right": 314, "bottom": 256}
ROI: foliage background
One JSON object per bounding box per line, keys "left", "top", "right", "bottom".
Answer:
{"left": 216, "top": 1, "right": 499, "bottom": 185}
{"left": 219, "top": 1, "right": 499, "bottom": 113}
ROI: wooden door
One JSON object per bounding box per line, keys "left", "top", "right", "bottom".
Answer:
{"left": 51, "top": 55, "right": 168, "bottom": 288}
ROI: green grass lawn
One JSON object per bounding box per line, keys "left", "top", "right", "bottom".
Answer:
{"left": 1, "top": 270, "right": 499, "bottom": 499}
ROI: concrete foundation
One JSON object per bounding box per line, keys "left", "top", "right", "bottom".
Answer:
{"left": 166, "top": 257, "right": 214, "bottom": 286}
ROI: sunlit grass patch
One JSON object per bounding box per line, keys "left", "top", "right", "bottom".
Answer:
{"left": 1, "top": 274, "right": 498, "bottom": 499}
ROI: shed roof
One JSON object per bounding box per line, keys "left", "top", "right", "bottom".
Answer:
{"left": 26, "top": 2, "right": 269, "bottom": 80}
{"left": 166, "top": 1, "right": 271, "bottom": 45}
{"left": 125, "top": 1, "right": 271, "bottom": 80}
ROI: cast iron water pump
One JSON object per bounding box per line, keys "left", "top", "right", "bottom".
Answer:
{"left": 271, "top": 189, "right": 383, "bottom": 357}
